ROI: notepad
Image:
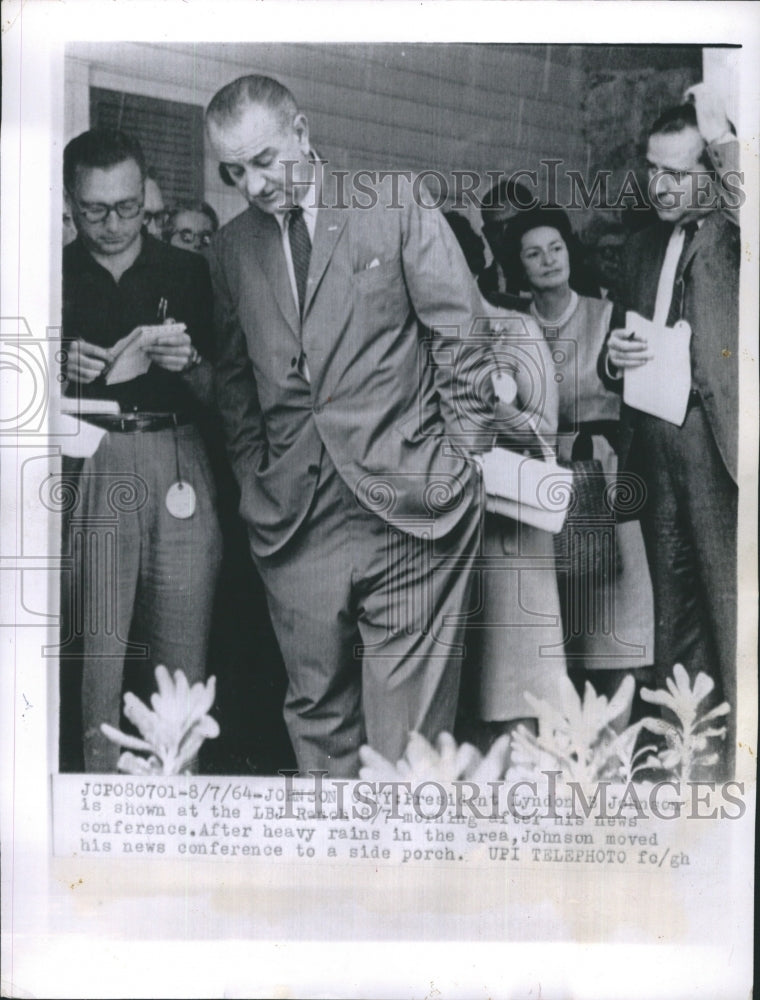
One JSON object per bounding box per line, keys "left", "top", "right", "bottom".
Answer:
{"left": 104, "top": 323, "right": 186, "bottom": 385}
{"left": 623, "top": 311, "right": 692, "bottom": 426}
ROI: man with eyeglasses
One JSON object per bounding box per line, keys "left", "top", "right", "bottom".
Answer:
{"left": 61, "top": 127, "right": 222, "bottom": 772}
{"left": 599, "top": 87, "right": 740, "bottom": 776}
{"left": 143, "top": 171, "right": 167, "bottom": 238}
{"left": 163, "top": 200, "right": 219, "bottom": 253}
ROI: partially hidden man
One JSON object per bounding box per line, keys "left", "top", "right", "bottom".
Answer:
{"left": 205, "top": 75, "right": 494, "bottom": 777}
{"left": 599, "top": 94, "right": 740, "bottom": 775}
{"left": 62, "top": 129, "right": 222, "bottom": 772}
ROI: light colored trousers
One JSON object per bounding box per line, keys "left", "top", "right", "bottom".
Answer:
{"left": 67, "top": 425, "right": 222, "bottom": 772}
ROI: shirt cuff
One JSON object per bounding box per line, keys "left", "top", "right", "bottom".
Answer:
{"left": 604, "top": 352, "right": 623, "bottom": 381}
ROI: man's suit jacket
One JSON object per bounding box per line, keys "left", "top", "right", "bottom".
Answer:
{"left": 207, "top": 173, "right": 493, "bottom": 557}
{"left": 601, "top": 210, "right": 739, "bottom": 484}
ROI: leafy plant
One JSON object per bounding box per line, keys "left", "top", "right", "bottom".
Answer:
{"left": 101, "top": 666, "right": 219, "bottom": 775}
{"left": 505, "top": 674, "right": 660, "bottom": 784}
{"left": 358, "top": 730, "right": 510, "bottom": 783}
{"left": 507, "top": 665, "right": 729, "bottom": 784}
{"left": 639, "top": 663, "right": 729, "bottom": 781}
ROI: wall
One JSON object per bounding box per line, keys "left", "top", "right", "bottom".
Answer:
{"left": 64, "top": 42, "right": 590, "bottom": 227}
{"left": 64, "top": 43, "right": 734, "bottom": 237}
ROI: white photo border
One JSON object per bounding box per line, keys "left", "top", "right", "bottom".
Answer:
{"left": 2, "top": 3, "right": 758, "bottom": 998}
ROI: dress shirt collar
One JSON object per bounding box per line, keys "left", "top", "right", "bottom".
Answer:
{"left": 273, "top": 155, "right": 320, "bottom": 240}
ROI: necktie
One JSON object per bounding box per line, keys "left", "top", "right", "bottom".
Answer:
{"left": 288, "top": 206, "right": 311, "bottom": 317}
{"left": 665, "top": 219, "right": 699, "bottom": 327}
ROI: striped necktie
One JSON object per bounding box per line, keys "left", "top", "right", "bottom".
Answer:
{"left": 288, "top": 206, "right": 311, "bottom": 317}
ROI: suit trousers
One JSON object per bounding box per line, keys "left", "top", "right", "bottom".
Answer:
{"left": 636, "top": 401, "right": 737, "bottom": 774}
{"left": 254, "top": 445, "right": 482, "bottom": 777}
{"left": 64, "top": 425, "right": 222, "bottom": 772}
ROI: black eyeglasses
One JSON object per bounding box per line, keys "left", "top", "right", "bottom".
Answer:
{"left": 72, "top": 198, "right": 144, "bottom": 223}
{"left": 144, "top": 210, "right": 168, "bottom": 226}
{"left": 171, "top": 228, "right": 213, "bottom": 248}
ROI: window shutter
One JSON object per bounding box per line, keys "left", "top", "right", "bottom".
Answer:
{"left": 90, "top": 87, "right": 204, "bottom": 206}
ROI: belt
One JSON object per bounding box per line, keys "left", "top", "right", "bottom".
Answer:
{"left": 82, "top": 413, "right": 192, "bottom": 433}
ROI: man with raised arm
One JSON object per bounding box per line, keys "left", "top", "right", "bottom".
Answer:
{"left": 599, "top": 89, "right": 740, "bottom": 774}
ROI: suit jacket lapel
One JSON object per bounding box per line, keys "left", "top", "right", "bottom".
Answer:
{"left": 677, "top": 217, "right": 709, "bottom": 280}
{"left": 303, "top": 169, "right": 348, "bottom": 318}
{"left": 249, "top": 208, "right": 301, "bottom": 339}
{"left": 640, "top": 221, "right": 671, "bottom": 319}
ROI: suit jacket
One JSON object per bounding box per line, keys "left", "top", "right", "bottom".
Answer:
{"left": 600, "top": 210, "right": 739, "bottom": 484}
{"left": 207, "top": 172, "right": 493, "bottom": 557}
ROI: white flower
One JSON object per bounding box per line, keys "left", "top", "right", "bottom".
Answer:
{"left": 101, "top": 666, "right": 219, "bottom": 775}
{"left": 640, "top": 665, "right": 729, "bottom": 780}
{"left": 512, "top": 675, "right": 637, "bottom": 783}
{"left": 358, "top": 731, "right": 510, "bottom": 783}
{"left": 641, "top": 663, "right": 727, "bottom": 730}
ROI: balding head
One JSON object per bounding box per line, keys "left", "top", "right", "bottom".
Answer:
{"left": 206, "top": 74, "right": 298, "bottom": 132}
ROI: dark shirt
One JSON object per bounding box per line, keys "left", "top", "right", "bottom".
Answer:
{"left": 63, "top": 234, "right": 214, "bottom": 415}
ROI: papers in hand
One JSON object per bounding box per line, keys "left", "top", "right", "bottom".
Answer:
{"left": 59, "top": 398, "right": 119, "bottom": 415}
{"left": 622, "top": 310, "right": 692, "bottom": 425}
{"left": 478, "top": 447, "right": 573, "bottom": 534}
{"left": 104, "top": 323, "right": 186, "bottom": 385}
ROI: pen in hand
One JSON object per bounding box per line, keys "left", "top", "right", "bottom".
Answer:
{"left": 157, "top": 297, "right": 168, "bottom": 323}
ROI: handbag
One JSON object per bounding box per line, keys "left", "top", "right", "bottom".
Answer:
{"left": 553, "top": 431, "right": 620, "bottom": 580}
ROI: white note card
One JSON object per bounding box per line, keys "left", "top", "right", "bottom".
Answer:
{"left": 479, "top": 447, "right": 573, "bottom": 534}
{"left": 51, "top": 411, "right": 108, "bottom": 458}
{"left": 623, "top": 310, "right": 692, "bottom": 425}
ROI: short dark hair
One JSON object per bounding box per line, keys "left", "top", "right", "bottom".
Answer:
{"left": 647, "top": 101, "right": 735, "bottom": 173}
{"left": 63, "top": 128, "right": 146, "bottom": 193}
{"left": 206, "top": 74, "right": 298, "bottom": 130}
{"left": 480, "top": 178, "right": 536, "bottom": 222}
{"left": 504, "top": 205, "right": 575, "bottom": 256}
{"left": 649, "top": 102, "right": 699, "bottom": 138}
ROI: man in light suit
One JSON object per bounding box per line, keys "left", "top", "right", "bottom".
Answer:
{"left": 205, "top": 75, "right": 493, "bottom": 777}
{"left": 600, "top": 92, "right": 740, "bottom": 774}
